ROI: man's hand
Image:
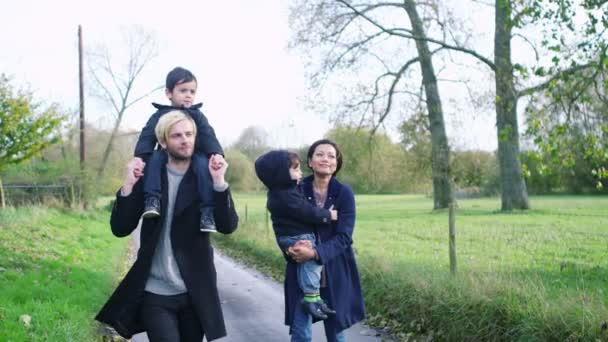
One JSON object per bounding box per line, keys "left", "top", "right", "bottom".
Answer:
{"left": 209, "top": 154, "right": 228, "bottom": 187}
{"left": 121, "top": 157, "right": 145, "bottom": 196}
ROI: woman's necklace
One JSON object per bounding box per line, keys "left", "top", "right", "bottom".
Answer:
{"left": 313, "top": 186, "right": 328, "bottom": 208}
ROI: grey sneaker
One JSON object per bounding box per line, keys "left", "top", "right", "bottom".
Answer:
{"left": 142, "top": 197, "right": 161, "bottom": 219}
{"left": 199, "top": 214, "right": 217, "bottom": 233}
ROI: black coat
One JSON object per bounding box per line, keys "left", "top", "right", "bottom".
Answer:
{"left": 95, "top": 166, "right": 238, "bottom": 340}
{"left": 254, "top": 150, "right": 332, "bottom": 238}
{"left": 134, "top": 103, "right": 224, "bottom": 160}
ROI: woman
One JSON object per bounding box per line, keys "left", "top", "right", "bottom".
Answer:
{"left": 286, "top": 139, "right": 366, "bottom": 342}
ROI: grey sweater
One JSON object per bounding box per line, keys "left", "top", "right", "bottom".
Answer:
{"left": 145, "top": 166, "right": 187, "bottom": 295}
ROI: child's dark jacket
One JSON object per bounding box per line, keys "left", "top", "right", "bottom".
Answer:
{"left": 134, "top": 103, "right": 223, "bottom": 160}
{"left": 254, "top": 150, "right": 331, "bottom": 237}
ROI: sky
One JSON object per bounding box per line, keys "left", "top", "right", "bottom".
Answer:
{"left": 0, "top": 0, "right": 503, "bottom": 151}
{"left": 0, "top": 0, "right": 332, "bottom": 149}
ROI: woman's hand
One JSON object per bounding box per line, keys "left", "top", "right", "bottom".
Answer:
{"left": 287, "top": 240, "right": 316, "bottom": 263}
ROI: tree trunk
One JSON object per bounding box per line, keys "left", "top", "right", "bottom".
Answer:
{"left": 404, "top": 1, "right": 453, "bottom": 209}
{"left": 494, "top": 0, "right": 529, "bottom": 211}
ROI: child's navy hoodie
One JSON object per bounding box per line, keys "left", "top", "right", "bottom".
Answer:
{"left": 254, "top": 150, "right": 332, "bottom": 237}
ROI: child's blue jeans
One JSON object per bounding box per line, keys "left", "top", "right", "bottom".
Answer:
{"left": 276, "top": 233, "right": 321, "bottom": 295}
{"left": 143, "top": 150, "right": 214, "bottom": 215}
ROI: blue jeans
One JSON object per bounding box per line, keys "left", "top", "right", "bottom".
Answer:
{"left": 144, "top": 150, "right": 214, "bottom": 215}
{"left": 277, "top": 234, "right": 321, "bottom": 295}
{"left": 291, "top": 306, "right": 346, "bottom": 342}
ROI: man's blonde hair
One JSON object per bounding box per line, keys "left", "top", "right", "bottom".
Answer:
{"left": 155, "top": 110, "right": 197, "bottom": 144}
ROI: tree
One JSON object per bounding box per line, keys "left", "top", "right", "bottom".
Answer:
{"left": 399, "top": 110, "right": 433, "bottom": 189}
{"left": 523, "top": 64, "right": 608, "bottom": 192}
{"left": 290, "top": 0, "right": 453, "bottom": 208}
{"left": 0, "top": 75, "right": 65, "bottom": 207}
{"left": 293, "top": 0, "right": 607, "bottom": 210}
{"left": 224, "top": 149, "right": 260, "bottom": 192}
{"left": 327, "top": 126, "right": 410, "bottom": 193}
{"left": 88, "top": 26, "right": 162, "bottom": 177}
{"left": 520, "top": 2, "right": 608, "bottom": 192}
{"left": 230, "top": 126, "right": 271, "bottom": 161}
{"left": 472, "top": 0, "right": 605, "bottom": 208}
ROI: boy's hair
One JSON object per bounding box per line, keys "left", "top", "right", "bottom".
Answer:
{"left": 287, "top": 152, "right": 301, "bottom": 168}
{"left": 306, "top": 139, "right": 343, "bottom": 176}
{"left": 166, "top": 67, "right": 197, "bottom": 91}
{"left": 155, "top": 110, "right": 197, "bottom": 144}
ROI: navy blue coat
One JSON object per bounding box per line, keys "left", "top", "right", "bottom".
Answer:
{"left": 284, "top": 175, "right": 366, "bottom": 331}
{"left": 254, "top": 150, "right": 332, "bottom": 238}
{"left": 134, "top": 103, "right": 223, "bottom": 160}
{"left": 95, "top": 166, "right": 238, "bottom": 340}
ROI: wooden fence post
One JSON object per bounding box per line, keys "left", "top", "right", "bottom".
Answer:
{"left": 0, "top": 178, "right": 5, "bottom": 209}
{"left": 265, "top": 209, "right": 270, "bottom": 238}
{"left": 449, "top": 201, "right": 457, "bottom": 275}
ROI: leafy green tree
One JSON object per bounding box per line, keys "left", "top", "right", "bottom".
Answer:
{"left": 399, "top": 112, "right": 433, "bottom": 190}
{"left": 327, "top": 126, "right": 411, "bottom": 193}
{"left": 0, "top": 75, "right": 65, "bottom": 207}
{"left": 224, "top": 149, "right": 260, "bottom": 192}
{"left": 516, "top": 0, "right": 608, "bottom": 193}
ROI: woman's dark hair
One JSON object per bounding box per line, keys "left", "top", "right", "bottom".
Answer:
{"left": 306, "top": 139, "right": 343, "bottom": 176}
{"left": 166, "top": 67, "right": 197, "bottom": 91}
{"left": 287, "top": 151, "right": 301, "bottom": 168}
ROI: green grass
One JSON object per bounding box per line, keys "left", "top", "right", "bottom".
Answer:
{"left": 214, "top": 193, "right": 608, "bottom": 341}
{"left": 0, "top": 206, "right": 128, "bottom": 341}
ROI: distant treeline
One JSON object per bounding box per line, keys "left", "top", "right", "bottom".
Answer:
{"left": 1, "top": 123, "right": 604, "bottom": 207}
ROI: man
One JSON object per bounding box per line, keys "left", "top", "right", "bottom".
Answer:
{"left": 96, "top": 110, "right": 238, "bottom": 341}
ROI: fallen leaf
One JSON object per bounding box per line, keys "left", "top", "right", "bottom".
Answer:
{"left": 19, "top": 314, "right": 32, "bottom": 328}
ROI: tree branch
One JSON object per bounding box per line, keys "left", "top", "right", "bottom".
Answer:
{"left": 336, "top": 0, "right": 496, "bottom": 71}
{"left": 516, "top": 62, "right": 598, "bottom": 99}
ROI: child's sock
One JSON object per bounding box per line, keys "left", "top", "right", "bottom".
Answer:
{"left": 303, "top": 294, "right": 321, "bottom": 303}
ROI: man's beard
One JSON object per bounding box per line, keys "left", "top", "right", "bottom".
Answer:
{"left": 166, "top": 149, "right": 191, "bottom": 161}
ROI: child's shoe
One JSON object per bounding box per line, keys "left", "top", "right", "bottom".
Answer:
{"left": 199, "top": 208, "right": 217, "bottom": 232}
{"left": 318, "top": 300, "right": 336, "bottom": 315}
{"left": 142, "top": 197, "right": 161, "bottom": 218}
{"left": 301, "top": 300, "right": 328, "bottom": 320}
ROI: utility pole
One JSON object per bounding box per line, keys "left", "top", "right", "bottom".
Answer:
{"left": 78, "top": 25, "right": 87, "bottom": 208}
{"left": 78, "top": 25, "right": 85, "bottom": 169}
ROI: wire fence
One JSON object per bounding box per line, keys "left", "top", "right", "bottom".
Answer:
{"left": 2, "top": 183, "right": 76, "bottom": 207}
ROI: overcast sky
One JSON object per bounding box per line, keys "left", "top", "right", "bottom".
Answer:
{"left": 0, "top": 0, "right": 502, "bottom": 151}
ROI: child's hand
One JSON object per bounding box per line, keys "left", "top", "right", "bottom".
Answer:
{"left": 329, "top": 205, "right": 338, "bottom": 221}
{"left": 210, "top": 154, "right": 225, "bottom": 171}
{"left": 209, "top": 155, "right": 228, "bottom": 187}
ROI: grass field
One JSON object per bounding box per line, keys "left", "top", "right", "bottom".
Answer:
{"left": 214, "top": 193, "right": 608, "bottom": 341}
{"left": 0, "top": 206, "right": 128, "bottom": 341}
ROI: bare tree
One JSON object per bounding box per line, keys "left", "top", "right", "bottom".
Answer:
{"left": 231, "top": 126, "right": 271, "bottom": 161}
{"left": 290, "top": 0, "right": 453, "bottom": 209}
{"left": 88, "top": 26, "right": 162, "bottom": 177}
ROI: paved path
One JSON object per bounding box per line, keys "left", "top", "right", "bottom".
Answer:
{"left": 129, "top": 226, "right": 388, "bottom": 342}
